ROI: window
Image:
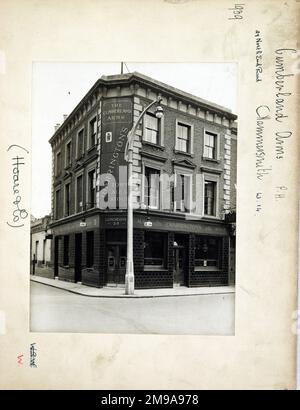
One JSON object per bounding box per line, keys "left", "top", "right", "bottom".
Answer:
{"left": 86, "top": 231, "right": 94, "bottom": 268}
{"left": 76, "top": 175, "right": 83, "bottom": 212}
{"left": 204, "top": 181, "right": 216, "bottom": 216}
{"left": 195, "top": 236, "right": 221, "bottom": 269}
{"left": 204, "top": 131, "right": 217, "bottom": 159}
{"left": 174, "top": 173, "right": 192, "bottom": 212}
{"left": 87, "top": 170, "right": 96, "bottom": 209}
{"left": 34, "top": 241, "right": 39, "bottom": 260}
{"left": 65, "top": 140, "right": 72, "bottom": 166}
{"left": 144, "top": 231, "right": 166, "bottom": 268}
{"left": 42, "top": 239, "right": 46, "bottom": 264}
{"left": 55, "top": 152, "right": 61, "bottom": 176}
{"left": 77, "top": 129, "right": 84, "bottom": 158}
{"left": 55, "top": 189, "right": 61, "bottom": 219}
{"left": 65, "top": 183, "right": 71, "bottom": 216}
{"left": 144, "top": 166, "right": 160, "bottom": 209}
{"left": 176, "top": 123, "right": 190, "bottom": 153}
{"left": 89, "top": 117, "right": 97, "bottom": 148}
{"left": 63, "top": 235, "right": 69, "bottom": 266}
{"left": 106, "top": 229, "right": 127, "bottom": 243}
{"left": 144, "top": 113, "right": 159, "bottom": 144}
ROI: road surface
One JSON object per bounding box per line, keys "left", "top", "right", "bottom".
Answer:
{"left": 30, "top": 282, "right": 235, "bottom": 335}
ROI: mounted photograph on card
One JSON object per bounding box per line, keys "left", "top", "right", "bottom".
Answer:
{"left": 30, "top": 62, "right": 237, "bottom": 335}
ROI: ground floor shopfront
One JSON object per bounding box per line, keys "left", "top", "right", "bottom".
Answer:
{"left": 48, "top": 210, "right": 235, "bottom": 289}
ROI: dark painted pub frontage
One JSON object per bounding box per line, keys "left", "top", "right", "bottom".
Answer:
{"left": 51, "top": 210, "right": 231, "bottom": 289}
{"left": 47, "top": 72, "right": 237, "bottom": 289}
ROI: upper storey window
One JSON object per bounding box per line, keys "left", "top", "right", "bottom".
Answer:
{"left": 144, "top": 166, "right": 160, "bottom": 209}
{"left": 204, "top": 131, "right": 218, "bottom": 160}
{"left": 144, "top": 113, "right": 159, "bottom": 145}
{"left": 77, "top": 128, "right": 84, "bottom": 158}
{"left": 204, "top": 180, "right": 216, "bottom": 216}
{"left": 89, "top": 117, "right": 97, "bottom": 148}
{"left": 55, "top": 151, "right": 61, "bottom": 176}
{"left": 175, "top": 121, "right": 193, "bottom": 154}
{"left": 65, "top": 140, "right": 72, "bottom": 167}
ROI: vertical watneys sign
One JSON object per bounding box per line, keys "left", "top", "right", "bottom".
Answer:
{"left": 101, "top": 97, "right": 133, "bottom": 209}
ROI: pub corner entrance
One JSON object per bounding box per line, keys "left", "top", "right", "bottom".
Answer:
{"left": 105, "top": 229, "right": 127, "bottom": 286}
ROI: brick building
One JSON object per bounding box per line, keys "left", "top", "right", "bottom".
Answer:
{"left": 30, "top": 215, "right": 53, "bottom": 277}
{"left": 48, "top": 72, "right": 237, "bottom": 288}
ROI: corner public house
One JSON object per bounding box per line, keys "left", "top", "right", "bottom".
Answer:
{"left": 48, "top": 72, "right": 237, "bottom": 289}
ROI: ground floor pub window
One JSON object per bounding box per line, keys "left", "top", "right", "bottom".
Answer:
{"left": 195, "top": 236, "right": 221, "bottom": 269}
{"left": 144, "top": 231, "right": 167, "bottom": 269}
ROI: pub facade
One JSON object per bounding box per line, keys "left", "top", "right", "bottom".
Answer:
{"left": 48, "top": 72, "right": 237, "bottom": 289}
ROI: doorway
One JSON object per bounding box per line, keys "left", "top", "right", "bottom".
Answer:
{"left": 75, "top": 233, "right": 82, "bottom": 282}
{"left": 107, "top": 244, "right": 127, "bottom": 285}
{"left": 173, "top": 234, "right": 188, "bottom": 286}
{"left": 173, "top": 247, "right": 186, "bottom": 286}
{"left": 54, "top": 236, "right": 59, "bottom": 277}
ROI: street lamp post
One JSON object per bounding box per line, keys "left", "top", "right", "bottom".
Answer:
{"left": 124, "top": 96, "right": 164, "bottom": 295}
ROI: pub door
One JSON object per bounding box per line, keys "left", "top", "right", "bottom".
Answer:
{"left": 75, "top": 233, "right": 82, "bottom": 283}
{"left": 173, "top": 247, "right": 186, "bottom": 286}
{"left": 107, "top": 244, "right": 126, "bottom": 285}
{"left": 54, "top": 236, "right": 59, "bottom": 277}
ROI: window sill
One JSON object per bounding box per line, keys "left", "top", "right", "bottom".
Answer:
{"left": 142, "top": 140, "right": 165, "bottom": 150}
{"left": 86, "top": 206, "right": 96, "bottom": 211}
{"left": 173, "top": 210, "right": 199, "bottom": 217}
{"left": 173, "top": 149, "right": 193, "bottom": 157}
{"left": 144, "top": 267, "right": 168, "bottom": 272}
{"left": 87, "top": 145, "right": 96, "bottom": 153}
{"left": 203, "top": 214, "right": 219, "bottom": 220}
{"left": 194, "top": 267, "right": 220, "bottom": 272}
{"left": 202, "top": 157, "right": 220, "bottom": 163}
{"left": 64, "top": 210, "right": 75, "bottom": 217}
{"left": 140, "top": 204, "right": 160, "bottom": 211}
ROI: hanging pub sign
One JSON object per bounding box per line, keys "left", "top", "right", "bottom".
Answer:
{"left": 101, "top": 97, "right": 133, "bottom": 210}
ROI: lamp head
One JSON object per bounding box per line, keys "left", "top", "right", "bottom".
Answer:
{"left": 155, "top": 105, "right": 164, "bottom": 119}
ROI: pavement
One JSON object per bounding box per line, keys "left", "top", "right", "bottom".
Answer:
{"left": 30, "top": 281, "right": 235, "bottom": 334}
{"left": 30, "top": 275, "right": 235, "bottom": 298}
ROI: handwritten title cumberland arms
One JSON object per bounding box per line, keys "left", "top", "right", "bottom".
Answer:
{"left": 255, "top": 48, "right": 296, "bottom": 181}
{"left": 7, "top": 145, "right": 29, "bottom": 228}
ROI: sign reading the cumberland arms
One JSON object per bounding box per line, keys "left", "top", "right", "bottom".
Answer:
{"left": 101, "top": 97, "right": 133, "bottom": 208}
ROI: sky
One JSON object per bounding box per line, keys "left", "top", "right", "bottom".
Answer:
{"left": 31, "top": 62, "right": 237, "bottom": 218}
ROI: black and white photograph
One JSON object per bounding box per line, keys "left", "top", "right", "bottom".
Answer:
{"left": 30, "top": 62, "right": 237, "bottom": 335}
{"left": 1, "top": 0, "right": 299, "bottom": 392}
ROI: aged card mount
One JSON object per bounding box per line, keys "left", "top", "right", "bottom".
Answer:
{"left": 0, "top": 0, "right": 299, "bottom": 390}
